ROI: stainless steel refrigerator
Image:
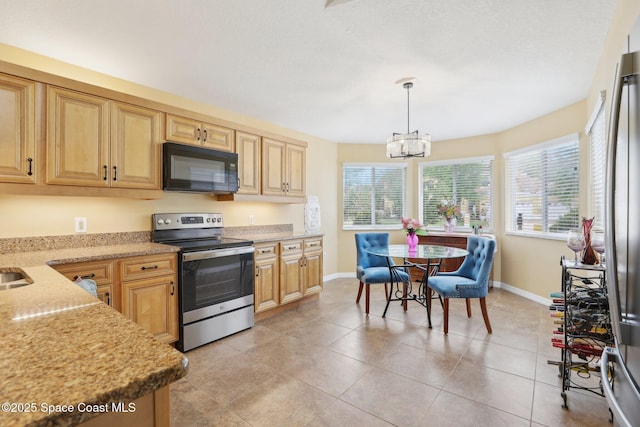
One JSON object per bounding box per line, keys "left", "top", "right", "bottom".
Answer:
{"left": 602, "top": 15, "right": 640, "bottom": 427}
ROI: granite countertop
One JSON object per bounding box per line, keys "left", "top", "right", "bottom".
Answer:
{"left": 243, "top": 231, "right": 324, "bottom": 244}
{"left": 0, "top": 242, "right": 188, "bottom": 427}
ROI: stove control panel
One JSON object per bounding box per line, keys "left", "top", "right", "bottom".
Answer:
{"left": 153, "top": 213, "right": 223, "bottom": 230}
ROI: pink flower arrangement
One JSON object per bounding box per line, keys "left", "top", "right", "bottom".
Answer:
{"left": 401, "top": 217, "right": 427, "bottom": 235}
{"left": 437, "top": 200, "right": 461, "bottom": 219}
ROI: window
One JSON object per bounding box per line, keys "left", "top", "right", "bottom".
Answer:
{"left": 504, "top": 134, "right": 579, "bottom": 236}
{"left": 419, "top": 156, "right": 494, "bottom": 231}
{"left": 587, "top": 92, "right": 606, "bottom": 230}
{"left": 343, "top": 163, "right": 406, "bottom": 229}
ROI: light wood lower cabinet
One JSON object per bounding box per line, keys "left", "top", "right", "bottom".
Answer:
{"left": 254, "top": 242, "right": 279, "bottom": 313}
{"left": 280, "top": 239, "right": 305, "bottom": 305}
{"left": 254, "top": 237, "right": 323, "bottom": 314}
{"left": 53, "top": 253, "right": 178, "bottom": 344}
{"left": 53, "top": 259, "right": 117, "bottom": 310}
{"left": 79, "top": 386, "right": 169, "bottom": 427}
{"left": 302, "top": 237, "right": 323, "bottom": 296}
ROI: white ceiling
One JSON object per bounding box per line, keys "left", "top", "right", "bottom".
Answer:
{"left": 0, "top": 0, "right": 617, "bottom": 144}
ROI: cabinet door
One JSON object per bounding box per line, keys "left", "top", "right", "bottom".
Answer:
{"left": 303, "top": 239, "right": 323, "bottom": 296}
{"left": 280, "top": 240, "right": 304, "bottom": 304}
{"left": 255, "top": 244, "right": 280, "bottom": 313}
{"left": 110, "top": 102, "right": 162, "bottom": 189}
{"left": 46, "top": 86, "right": 110, "bottom": 186}
{"left": 52, "top": 259, "right": 117, "bottom": 310}
{"left": 122, "top": 275, "right": 178, "bottom": 344}
{"left": 286, "top": 143, "right": 306, "bottom": 197}
{"left": 202, "top": 123, "right": 234, "bottom": 152}
{"left": 262, "top": 137, "right": 286, "bottom": 196}
{"left": 0, "top": 73, "right": 36, "bottom": 183}
{"left": 165, "top": 114, "right": 200, "bottom": 146}
{"left": 236, "top": 131, "right": 261, "bottom": 195}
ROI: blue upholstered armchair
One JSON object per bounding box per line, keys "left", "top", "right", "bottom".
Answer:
{"left": 355, "top": 233, "right": 410, "bottom": 315}
{"left": 427, "top": 236, "right": 496, "bottom": 334}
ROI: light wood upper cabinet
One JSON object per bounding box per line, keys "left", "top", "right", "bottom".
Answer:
{"left": 286, "top": 143, "right": 305, "bottom": 197}
{"left": 262, "top": 137, "right": 305, "bottom": 197}
{"left": 46, "top": 86, "right": 163, "bottom": 189}
{"left": 236, "top": 131, "right": 261, "bottom": 195}
{"left": 46, "top": 86, "right": 110, "bottom": 186}
{"left": 0, "top": 73, "right": 36, "bottom": 184}
{"left": 110, "top": 102, "right": 162, "bottom": 189}
{"left": 166, "top": 114, "right": 234, "bottom": 152}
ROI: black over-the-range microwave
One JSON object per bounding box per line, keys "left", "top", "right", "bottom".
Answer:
{"left": 162, "top": 142, "right": 239, "bottom": 193}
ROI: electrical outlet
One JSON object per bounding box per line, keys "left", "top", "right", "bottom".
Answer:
{"left": 75, "top": 217, "right": 87, "bottom": 233}
{"left": 248, "top": 215, "right": 254, "bottom": 225}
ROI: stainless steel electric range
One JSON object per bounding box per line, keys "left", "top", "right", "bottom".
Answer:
{"left": 151, "top": 213, "right": 254, "bottom": 352}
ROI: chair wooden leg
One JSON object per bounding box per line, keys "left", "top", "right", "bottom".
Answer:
{"left": 479, "top": 297, "right": 492, "bottom": 334}
{"left": 466, "top": 298, "right": 472, "bottom": 317}
{"left": 356, "top": 282, "right": 364, "bottom": 303}
{"left": 365, "top": 284, "right": 370, "bottom": 315}
{"left": 443, "top": 298, "right": 450, "bottom": 335}
{"left": 384, "top": 283, "right": 389, "bottom": 301}
{"left": 427, "top": 287, "right": 432, "bottom": 311}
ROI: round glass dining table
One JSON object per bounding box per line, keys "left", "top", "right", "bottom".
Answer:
{"left": 365, "top": 244, "right": 468, "bottom": 326}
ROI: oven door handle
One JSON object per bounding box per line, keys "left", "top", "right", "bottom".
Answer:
{"left": 183, "top": 246, "right": 255, "bottom": 262}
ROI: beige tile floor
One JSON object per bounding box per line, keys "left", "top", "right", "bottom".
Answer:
{"left": 170, "top": 278, "right": 612, "bottom": 426}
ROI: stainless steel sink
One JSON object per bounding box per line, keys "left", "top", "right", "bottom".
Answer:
{"left": 0, "top": 270, "right": 32, "bottom": 290}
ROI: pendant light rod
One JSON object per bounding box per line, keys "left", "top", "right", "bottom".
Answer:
{"left": 404, "top": 82, "right": 413, "bottom": 133}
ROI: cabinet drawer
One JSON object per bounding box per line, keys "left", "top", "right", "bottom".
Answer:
{"left": 304, "top": 238, "right": 322, "bottom": 253}
{"left": 120, "top": 253, "right": 176, "bottom": 281}
{"left": 255, "top": 242, "right": 279, "bottom": 260}
{"left": 280, "top": 240, "right": 303, "bottom": 254}
{"left": 53, "top": 260, "right": 113, "bottom": 285}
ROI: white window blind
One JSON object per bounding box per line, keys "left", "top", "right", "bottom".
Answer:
{"left": 419, "top": 156, "right": 494, "bottom": 231}
{"left": 504, "top": 134, "right": 579, "bottom": 236}
{"left": 343, "top": 163, "right": 406, "bottom": 229}
{"left": 587, "top": 95, "right": 606, "bottom": 230}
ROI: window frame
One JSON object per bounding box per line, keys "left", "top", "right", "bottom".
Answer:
{"left": 418, "top": 155, "right": 495, "bottom": 233}
{"left": 342, "top": 162, "right": 407, "bottom": 230}
{"left": 503, "top": 133, "right": 580, "bottom": 239}
{"left": 586, "top": 91, "right": 606, "bottom": 230}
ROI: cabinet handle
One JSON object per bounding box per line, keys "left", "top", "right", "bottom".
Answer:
{"left": 27, "top": 157, "right": 33, "bottom": 176}
{"left": 141, "top": 265, "right": 159, "bottom": 271}
{"left": 259, "top": 248, "right": 273, "bottom": 254}
{"left": 170, "top": 281, "right": 175, "bottom": 296}
{"left": 197, "top": 128, "right": 201, "bottom": 141}
{"left": 203, "top": 129, "right": 208, "bottom": 142}
{"left": 103, "top": 165, "right": 108, "bottom": 181}
{"left": 285, "top": 245, "right": 298, "bottom": 250}
{"left": 286, "top": 182, "right": 290, "bottom": 192}
{"left": 256, "top": 267, "right": 260, "bottom": 277}
{"left": 308, "top": 243, "right": 319, "bottom": 247}
{"left": 73, "top": 273, "right": 96, "bottom": 280}
{"left": 281, "top": 183, "right": 286, "bottom": 192}
{"left": 106, "top": 291, "right": 111, "bottom": 306}
{"left": 112, "top": 165, "right": 117, "bottom": 181}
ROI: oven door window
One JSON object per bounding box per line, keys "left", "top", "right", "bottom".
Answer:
{"left": 181, "top": 251, "right": 254, "bottom": 312}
